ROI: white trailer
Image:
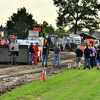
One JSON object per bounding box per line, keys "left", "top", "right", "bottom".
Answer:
{"left": 67, "top": 34, "right": 82, "bottom": 46}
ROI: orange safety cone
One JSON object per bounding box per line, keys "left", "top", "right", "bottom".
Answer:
{"left": 41, "top": 73, "right": 45, "bottom": 82}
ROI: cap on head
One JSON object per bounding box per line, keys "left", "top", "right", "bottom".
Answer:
{"left": 36, "top": 42, "right": 38, "bottom": 44}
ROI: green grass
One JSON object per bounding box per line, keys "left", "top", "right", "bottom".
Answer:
{"left": 0, "top": 66, "right": 100, "bottom": 100}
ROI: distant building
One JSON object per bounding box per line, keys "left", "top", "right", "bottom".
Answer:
{"left": 70, "top": 31, "right": 100, "bottom": 40}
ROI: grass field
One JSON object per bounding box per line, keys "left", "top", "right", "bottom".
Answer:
{"left": 0, "top": 66, "right": 100, "bottom": 100}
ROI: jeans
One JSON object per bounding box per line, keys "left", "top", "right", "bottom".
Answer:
{"left": 30, "top": 53, "right": 35, "bottom": 65}
{"left": 54, "top": 54, "right": 60, "bottom": 67}
{"left": 42, "top": 54, "right": 48, "bottom": 66}
{"left": 84, "top": 58, "right": 90, "bottom": 69}
{"left": 74, "top": 48, "right": 76, "bottom": 52}
{"left": 63, "top": 47, "right": 65, "bottom": 51}
{"left": 65, "top": 47, "right": 67, "bottom": 51}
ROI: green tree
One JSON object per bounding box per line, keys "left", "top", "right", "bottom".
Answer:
{"left": 55, "top": 28, "right": 70, "bottom": 35}
{"left": 40, "top": 21, "right": 70, "bottom": 36}
{"left": 53, "top": 0, "right": 100, "bottom": 35}
{"left": 6, "top": 7, "right": 36, "bottom": 39}
{"left": 40, "top": 21, "right": 55, "bottom": 36}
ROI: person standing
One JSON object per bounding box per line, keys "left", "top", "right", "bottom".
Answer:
{"left": 60, "top": 44, "right": 63, "bottom": 51}
{"left": 65, "top": 43, "right": 68, "bottom": 51}
{"left": 5, "top": 40, "right": 9, "bottom": 45}
{"left": 95, "top": 45, "right": 100, "bottom": 70}
{"left": 34, "top": 42, "right": 39, "bottom": 65}
{"left": 83, "top": 45, "right": 93, "bottom": 70}
{"left": 1, "top": 39, "right": 5, "bottom": 45}
{"left": 74, "top": 44, "right": 77, "bottom": 52}
{"left": 67, "top": 43, "right": 70, "bottom": 52}
{"left": 90, "top": 45, "right": 96, "bottom": 68}
{"left": 53, "top": 43, "right": 60, "bottom": 68}
{"left": 94, "top": 46, "right": 97, "bottom": 66}
{"left": 73, "top": 46, "right": 83, "bottom": 69}
{"left": 63, "top": 43, "right": 65, "bottom": 51}
{"left": 42, "top": 42, "right": 49, "bottom": 67}
{"left": 29, "top": 43, "right": 35, "bottom": 65}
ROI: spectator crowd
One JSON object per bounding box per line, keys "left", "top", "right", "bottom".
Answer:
{"left": 29, "top": 42, "right": 100, "bottom": 70}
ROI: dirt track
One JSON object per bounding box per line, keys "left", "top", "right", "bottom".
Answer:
{"left": 0, "top": 52, "right": 84, "bottom": 94}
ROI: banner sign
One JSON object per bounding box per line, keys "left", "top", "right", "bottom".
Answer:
{"left": 29, "top": 26, "right": 42, "bottom": 32}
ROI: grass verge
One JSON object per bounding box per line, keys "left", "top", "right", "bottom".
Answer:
{"left": 0, "top": 66, "right": 100, "bottom": 100}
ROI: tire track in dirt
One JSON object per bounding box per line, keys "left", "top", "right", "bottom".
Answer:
{"left": 0, "top": 52, "right": 84, "bottom": 94}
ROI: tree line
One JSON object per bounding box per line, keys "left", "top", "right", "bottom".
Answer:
{"left": 53, "top": 0, "right": 100, "bottom": 35}
{"left": 6, "top": 0, "right": 100, "bottom": 39}
{"left": 6, "top": 7, "right": 69, "bottom": 39}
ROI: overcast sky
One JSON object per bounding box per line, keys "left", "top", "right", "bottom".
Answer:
{"left": 0, "top": 0, "right": 100, "bottom": 29}
{"left": 0, "top": 0, "right": 57, "bottom": 28}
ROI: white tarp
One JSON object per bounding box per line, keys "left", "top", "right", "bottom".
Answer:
{"left": 28, "top": 30, "right": 39, "bottom": 37}
{"left": 16, "top": 39, "right": 41, "bottom": 46}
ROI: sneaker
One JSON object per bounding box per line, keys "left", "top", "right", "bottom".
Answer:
{"left": 91, "top": 66, "right": 93, "bottom": 68}
{"left": 42, "top": 64, "right": 44, "bottom": 67}
{"left": 30, "top": 63, "right": 34, "bottom": 65}
{"left": 97, "top": 68, "right": 99, "bottom": 70}
{"left": 58, "top": 66, "right": 60, "bottom": 68}
{"left": 86, "top": 65, "right": 88, "bottom": 68}
{"left": 45, "top": 65, "right": 48, "bottom": 67}
{"left": 83, "top": 67, "right": 85, "bottom": 70}
{"left": 78, "top": 68, "right": 80, "bottom": 69}
{"left": 73, "top": 67, "right": 75, "bottom": 69}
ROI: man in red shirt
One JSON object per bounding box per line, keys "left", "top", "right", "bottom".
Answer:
{"left": 1, "top": 39, "right": 5, "bottom": 45}
{"left": 34, "top": 42, "right": 39, "bottom": 65}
